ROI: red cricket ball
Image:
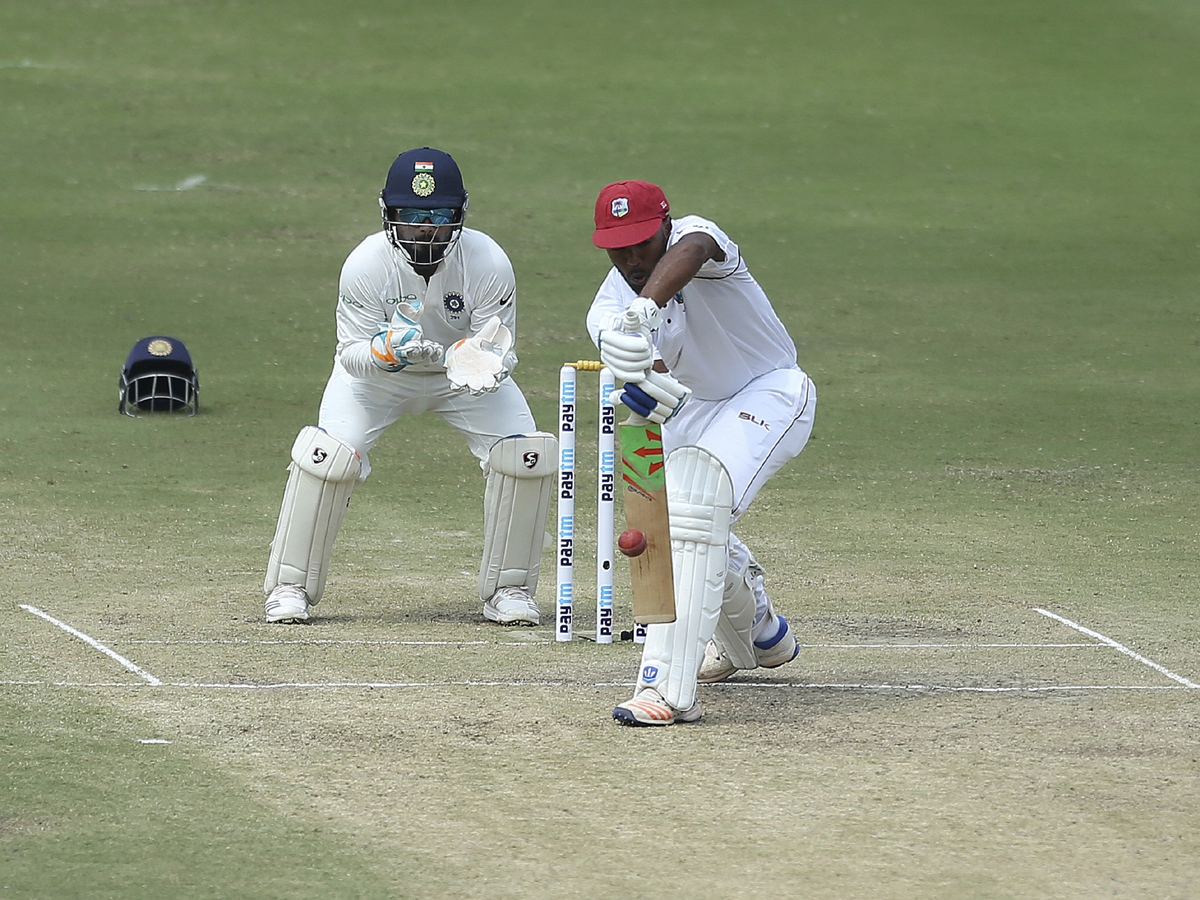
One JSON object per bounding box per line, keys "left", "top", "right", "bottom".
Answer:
{"left": 617, "top": 528, "right": 648, "bottom": 557}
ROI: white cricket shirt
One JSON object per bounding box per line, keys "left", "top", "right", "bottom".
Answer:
{"left": 586, "top": 215, "right": 797, "bottom": 401}
{"left": 333, "top": 228, "right": 517, "bottom": 378}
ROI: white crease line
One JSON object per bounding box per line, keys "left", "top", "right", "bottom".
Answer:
{"left": 804, "top": 643, "right": 1098, "bottom": 649}
{"left": 122, "top": 639, "right": 498, "bottom": 646}
{"left": 0, "top": 680, "right": 1190, "bottom": 692}
{"left": 718, "top": 682, "right": 1192, "bottom": 692}
{"left": 1036, "top": 607, "right": 1198, "bottom": 688}
{"left": 117, "top": 643, "right": 1094, "bottom": 648}
{"left": 18, "top": 605, "right": 162, "bottom": 686}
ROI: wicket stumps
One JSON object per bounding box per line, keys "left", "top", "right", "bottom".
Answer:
{"left": 556, "top": 361, "right": 646, "bottom": 644}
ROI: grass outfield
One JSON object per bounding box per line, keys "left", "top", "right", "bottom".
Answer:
{"left": 2, "top": 0, "right": 1199, "bottom": 897}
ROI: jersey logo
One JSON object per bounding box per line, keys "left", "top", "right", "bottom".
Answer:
{"left": 443, "top": 292, "right": 466, "bottom": 319}
{"left": 738, "top": 411, "right": 770, "bottom": 431}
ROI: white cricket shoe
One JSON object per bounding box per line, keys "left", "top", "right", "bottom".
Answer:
{"left": 698, "top": 614, "right": 800, "bottom": 684}
{"left": 483, "top": 586, "right": 541, "bottom": 626}
{"left": 612, "top": 687, "right": 703, "bottom": 727}
{"left": 265, "top": 584, "right": 311, "bottom": 623}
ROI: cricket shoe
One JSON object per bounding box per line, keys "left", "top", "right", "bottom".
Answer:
{"left": 697, "top": 615, "right": 800, "bottom": 684}
{"left": 612, "top": 688, "right": 703, "bottom": 727}
{"left": 265, "top": 584, "right": 311, "bottom": 623}
{"left": 483, "top": 586, "right": 541, "bottom": 626}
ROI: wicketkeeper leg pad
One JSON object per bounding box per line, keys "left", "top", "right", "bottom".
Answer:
{"left": 264, "top": 426, "right": 362, "bottom": 605}
{"left": 478, "top": 433, "right": 558, "bottom": 602}
{"left": 637, "top": 446, "right": 734, "bottom": 711}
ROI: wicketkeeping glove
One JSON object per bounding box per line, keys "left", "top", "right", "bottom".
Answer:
{"left": 445, "top": 315, "right": 515, "bottom": 395}
{"left": 369, "top": 299, "right": 445, "bottom": 372}
{"left": 619, "top": 369, "right": 691, "bottom": 424}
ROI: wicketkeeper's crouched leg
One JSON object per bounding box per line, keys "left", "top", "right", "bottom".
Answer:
{"left": 263, "top": 426, "right": 362, "bottom": 623}
{"left": 478, "top": 432, "right": 557, "bottom": 626}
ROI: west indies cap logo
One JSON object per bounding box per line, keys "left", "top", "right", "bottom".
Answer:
{"left": 412, "top": 161, "right": 436, "bottom": 197}
{"left": 592, "top": 181, "right": 669, "bottom": 248}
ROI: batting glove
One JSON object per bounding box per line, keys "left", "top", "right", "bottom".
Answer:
{"left": 625, "top": 296, "right": 663, "bottom": 333}
{"left": 600, "top": 328, "right": 654, "bottom": 383}
{"left": 619, "top": 369, "right": 691, "bottom": 424}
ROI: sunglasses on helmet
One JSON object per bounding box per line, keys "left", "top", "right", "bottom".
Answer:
{"left": 388, "top": 207, "right": 458, "bottom": 226}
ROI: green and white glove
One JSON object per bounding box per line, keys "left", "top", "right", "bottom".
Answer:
{"left": 369, "top": 299, "right": 444, "bottom": 372}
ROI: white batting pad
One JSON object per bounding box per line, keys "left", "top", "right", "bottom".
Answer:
{"left": 637, "top": 446, "right": 733, "bottom": 711}
{"left": 715, "top": 560, "right": 759, "bottom": 670}
{"left": 264, "top": 426, "right": 362, "bottom": 605}
{"left": 478, "top": 433, "right": 558, "bottom": 602}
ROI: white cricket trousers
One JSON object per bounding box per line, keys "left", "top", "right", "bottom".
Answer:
{"left": 317, "top": 362, "right": 537, "bottom": 480}
{"left": 663, "top": 365, "right": 816, "bottom": 520}
{"left": 666, "top": 364, "right": 816, "bottom": 624}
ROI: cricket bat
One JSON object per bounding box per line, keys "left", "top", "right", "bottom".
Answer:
{"left": 619, "top": 412, "right": 676, "bottom": 624}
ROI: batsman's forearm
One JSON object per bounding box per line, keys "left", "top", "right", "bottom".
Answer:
{"left": 639, "top": 235, "right": 716, "bottom": 305}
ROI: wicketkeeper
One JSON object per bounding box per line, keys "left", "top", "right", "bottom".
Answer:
{"left": 263, "top": 148, "right": 555, "bottom": 626}
{"left": 587, "top": 181, "right": 817, "bottom": 725}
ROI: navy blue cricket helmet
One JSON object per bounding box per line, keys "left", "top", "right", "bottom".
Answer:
{"left": 379, "top": 147, "right": 469, "bottom": 267}
{"left": 118, "top": 336, "right": 199, "bottom": 417}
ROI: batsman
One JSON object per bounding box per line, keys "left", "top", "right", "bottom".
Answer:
{"left": 587, "top": 181, "right": 817, "bottom": 726}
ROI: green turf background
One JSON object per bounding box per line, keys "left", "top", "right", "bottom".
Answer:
{"left": 2, "top": 1, "right": 1198, "bottom": 897}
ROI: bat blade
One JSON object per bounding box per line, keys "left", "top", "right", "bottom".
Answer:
{"left": 618, "top": 417, "right": 675, "bottom": 624}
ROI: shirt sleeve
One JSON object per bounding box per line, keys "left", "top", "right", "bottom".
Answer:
{"left": 463, "top": 238, "right": 517, "bottom": 334}
{"left": 670, "top": 216, "right": 741, "bottom": 279}
{"left": 333, "top": 240, "right": 395, "bottom": 378}
{"left": 585, "top": 269, "right": 635, "bottom": 348}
